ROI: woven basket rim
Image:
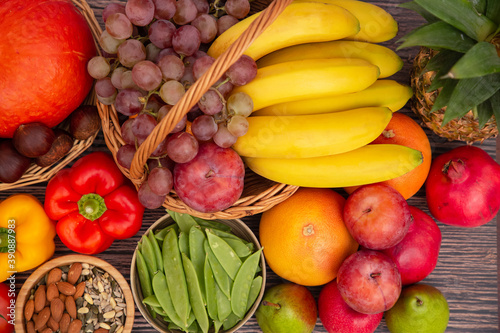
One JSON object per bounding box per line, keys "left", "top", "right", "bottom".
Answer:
{"left": 0, "top": 0, "right": 101, "bottom": 191}
{"left": 97, "top": 0, "right": 300, "bottom": 219}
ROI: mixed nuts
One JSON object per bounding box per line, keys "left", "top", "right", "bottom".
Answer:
{"left": 24, "top": 262, "right": 127, "bottom": 333}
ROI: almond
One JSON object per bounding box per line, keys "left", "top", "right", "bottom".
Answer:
{"left": 26, "top": 320, "right": 36, "bottom": 333}
{"left": 68, "top": 319, "right": 82, "bottom": 333}
{"left": 74, "top": 281, "right": 85, "bottom": 299}
{"left": 50, "top": 297, "right": 64, "bottom": 322}
{"left": 65, "top": 295, "right": 77, "bottom": 319}
{"left": 59, "top": 293, "right": 67, "bottom": 303}
{"left": 46, "top": 268, "right": 62, "bottom": 285}
{"left": 47, "top": 316, "right": 60, "bottom": 331}
{"left": 35, "top": 306, "right": 51, "bottom": 331}
{"left": 67, "top": 262, "right": 82, "bottom": 285}
{"left": 41, "top": 328, "right": 54, "bottom": 333}
{"left": 24, "top": 299, "right": 34, "bottom": 321}
{"left": 57, "top": 281, "right": 76, "bottom": 296}
{"left": 59, "top": 313, "right": 71, "bottom": 333}
{"left": 34, "top": 285, "right": 47, "bottom": 313}
{"left": 46, "top": 283, "right": 59, "bottom": 302}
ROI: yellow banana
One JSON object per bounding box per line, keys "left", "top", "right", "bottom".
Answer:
{"left": 244, "top": 144, "right": 423, "bottom": 188}
{"left": 252, "top": 80, "right": 413, "bottom": 116}
{"left": 207, "top": 1, "right": 360, "bottom": 60}
{"left": 293, "top": 0, "right": 398, "bottom": 43}
{"left": 230, "top": 58, "right": 380, "bottom": 112}
{"left": 233, "top": 107, "right": 392, "bottom": 158}
{"left": 256, "top": 41, "right": 403, "bottom": 78}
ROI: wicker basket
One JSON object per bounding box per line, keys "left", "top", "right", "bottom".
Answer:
{"left": 97, "top": 0, "right": 299, "bottom": 219}
{"left": 0, "top": 0, "right": 101, "bottom": 191}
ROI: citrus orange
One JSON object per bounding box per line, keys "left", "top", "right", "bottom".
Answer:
{"left": 259, "top": 187, "right": 359, "bottom": 286}
{"left": 344, "top": 112, "right": 432, "bottom": 199}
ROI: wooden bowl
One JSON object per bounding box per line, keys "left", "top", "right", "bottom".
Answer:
{"left": 130, "top": 214, "right": 266, "bottom": 332}
{"left": 15, "top": 254, "right": 134, "bottom": 332}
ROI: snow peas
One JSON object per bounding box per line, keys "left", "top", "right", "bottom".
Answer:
{"left": 231, "top": 249, "right": 263, "bottom": 318}
{"left": 206, "top": 230, "right": 242, "bottom": 280}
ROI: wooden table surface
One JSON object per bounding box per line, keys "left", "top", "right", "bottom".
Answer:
{"left": 6, "top": 0, "right": 500, "bottom": 332}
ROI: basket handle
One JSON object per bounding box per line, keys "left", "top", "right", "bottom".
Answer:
{"left": 129, "top": 0, "right": 294, "bottom": 184}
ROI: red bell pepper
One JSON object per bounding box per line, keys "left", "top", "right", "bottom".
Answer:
{"left": 44, "top": 152, "right": 144, "bottom": 254}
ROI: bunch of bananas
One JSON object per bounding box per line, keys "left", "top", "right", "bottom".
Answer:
{"left": 208, "top": 0, "right": 423, "bottom": 188}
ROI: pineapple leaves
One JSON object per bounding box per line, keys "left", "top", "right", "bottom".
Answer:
{"left": 399, "top": 1, "right": 439, "bottom": 23}
{"left": 397, "top": 21, "right": 476, "bottom": 52}
{"left": 470, "top": 0, "right": 487, "bottom": 14}
{"left": 425, "top": 50, "right": 463, "bottom": 72}
{"left": 431, "top": 79, "right": 458, "bottom": 112}
{"left": 414, "top": 0, "right": 497, "bottom": 41}
{"left": 477, "top": 101, "right": 494, "bottom": 129}
{"left": 486, "top": 0, "right": 500, "bottom": 25}
{"left": 490, "top": 90, "right": 500, "bottom": 132}
{"left": 447, "top": 42, "right": 500, "bottom": 79}
{"left": 441, "top": 73, "right": 500, "bottom": 126}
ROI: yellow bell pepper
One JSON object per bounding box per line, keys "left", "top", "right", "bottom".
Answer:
{"left": 0, "top": 194, "right": 56, "bottom": 282}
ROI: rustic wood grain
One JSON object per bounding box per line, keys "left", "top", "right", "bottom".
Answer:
{"left": 3, "top": 0, "right": 499, "bottom": 332}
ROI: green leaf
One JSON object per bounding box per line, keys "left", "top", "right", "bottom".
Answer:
{"left": 431, "top": 79, "right": 458, "bottom": 112}
{"left": 490, "top": 90, "right": 500, "bottom": 132}
{"left": 447, "top": 42, "right": 500, "bottom": 78}
{"left": 442, "top": 73, "right": 500, "bottom": 125}
{"left": 424, "top": 50, "right": 463, "bottom": 72}
{"left": 399, "top": 1, "right": 439, "bottom": 22}
{"left": 477, "top": 101, "right": 494, "bottom": 128}
{"left": 470, "top": 0, "right": 487, "bottom": 14}
{"left": 486, "top": 0, "right": 500, "bottom": 25}
{"left": 414, "top": 0, "right": 497, "bottom": 41}
{"left": 397, "top": 21, "right": 476, "bottom": 53}
{"left": 427, "top": 71, "right": 449, "bottom": 91}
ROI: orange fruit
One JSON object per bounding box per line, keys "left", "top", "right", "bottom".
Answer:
{"left": 344, "top": 112, "right": 432, "bottom": 200}
{"left": 259, "top": 187, "right": 359, "bottom": 286}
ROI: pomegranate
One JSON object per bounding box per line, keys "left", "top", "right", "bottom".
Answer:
{"left": 425, "top": 145, "right": 500, "bottom": 227}
{"left": 0, "top": 0, "right": 96, "bottom": 138}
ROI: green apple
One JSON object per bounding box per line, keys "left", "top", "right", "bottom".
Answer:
{"left": 385, "top": 283, "right": 449, "bottom": 333}
{"left": 255, "top": 283, "right": 317, "bottom": 333}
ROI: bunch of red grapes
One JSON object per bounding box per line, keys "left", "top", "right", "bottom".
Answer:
{"left": 87, "top": 0, "right": 257, "bottom": 211}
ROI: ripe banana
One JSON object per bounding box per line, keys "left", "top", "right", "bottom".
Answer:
{"left": 293, "top": 0, "right": 398, "bottom": 43}
{"left": 244, "top": 144, "right": 423, "bottom": 188}
{"left": 252, "top": 80, "right": 413, "bottom": 116}
{"left": 256, "top": 41, "right": 403, "bottom": 79}
{"left": 230, "top": 58, "right": 380, "bottom": 112}
{"left": 233, "top": 107, "right": 392, "bottom": 158}
{"left": 207, "top": 1, "right": 360, "bottom": 60}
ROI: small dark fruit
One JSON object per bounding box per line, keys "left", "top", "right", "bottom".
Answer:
{"left": 69, "top": 105, "right": 101, "bottom": 140}
{"left": 35, "top": 129, "right": 74, "bottom": 167}
{"left": 13, "top": 122, "right": 55, "bottom": 158}
{"left": 0, "top": 140, "right": 32, "bottom": 183}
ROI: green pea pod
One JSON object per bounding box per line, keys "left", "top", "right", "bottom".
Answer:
{"left": 168, "top": 209, "right": 199, "bottom": 234}
{"left": 204, "top": 240, "right": 232, "bottom": 300}
{"left": 189, "top": 226, "right": 207, "bottom": 300}
{"left": 182, "top": 253, "right": 210, "bottom": 333}
{"left": 193, "top": 217, "right": 232, "bottom": 232}
{"left": 152, "top": 271, "right": 186, "bottom": 329}
{"left": 141, "top": 235, "right": 158, "bottom": 279}
{"left": 246, "top": 276, "right": 263, "bottom": 312}
{"left": 215, "top": 283, "right": 232, "bottom": 322}
{"left": 162, "top": 228, "right": 190, "bottom": 326}
{"left": 231, "top": 249, "right": 262, "bottom": 318}
{"left": 213, "top": 319, "right": 223, "bottom": 333}
{"left": 204, "top": 255, "right": 218, "bottom": 321}
{"left": 142, "top": 294, "right": 161, "bottom": 308}
{"left": 222, "top": 312, "right": 241, "bottom": 331}
{"left": 221, "top": 237, "right": 252, "bottom": 258}
{"left": 179, "top": 231, "right": 189, "bottom": 257}
{"left": 155, "top": 224, "right": 178, "bottom": 241}
{"left": 136, "top": 250, "right": 153, "bottom": 298}
{"left": 206, "top": 230, "right": 242, "bottom": 280}
{"left": 152, "top": 305, "right": 166, "bottom": 317}
{"left": 148, "top": 231, "right": 164, "bottom": 273}
{"left": 205, "top": 227, "right": 240, "bottom": 241}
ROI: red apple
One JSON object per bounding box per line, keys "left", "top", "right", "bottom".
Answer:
{"left": 343, "top": 184, "right": 412, "bottom": 250}
{"left": 173, "top": 142, "right": 245, "bottom": 213}
{"left": 337, "top": 249, "right": 401, "bottom": 314}
{"left": 381, "top": 206, "right": 442, "bottom": 286}
{"left": 319, "top": 279, "right": 383, "bottom": 333}
{"left": 0, "top": 0, "right": 96, "bottom": 138}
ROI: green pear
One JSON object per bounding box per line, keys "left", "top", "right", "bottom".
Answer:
{"left": 385, "top": 283, "right": 449, "bottom": 333}
{"left": 255, "top": 283, "right": 317, "bottom": 333}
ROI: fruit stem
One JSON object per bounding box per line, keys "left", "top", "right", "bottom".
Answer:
{"left": 0, "top": 228, "right": 15, "bottom": 253}
{"left": 78, "top": 193, "right": 107, "bottom": 221}
{"left": 443, "top": 159, "right": 469, "bottom": 184}
{"left": 370, "top": 272, "right": 381, "bottom": 278}
{"left": 416, "top": 297, "right": 424, "bottom": 306}
{"left": 262, "top": 300, "right": 281, "bottom": 309}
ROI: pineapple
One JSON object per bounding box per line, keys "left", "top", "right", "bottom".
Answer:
{"left": 399, "top": 0, "right": 500, "bottom": 144}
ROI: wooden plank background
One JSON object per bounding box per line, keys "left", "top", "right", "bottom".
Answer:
{"left": 4, "top": 0, "right": 499, "bottom": 332}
